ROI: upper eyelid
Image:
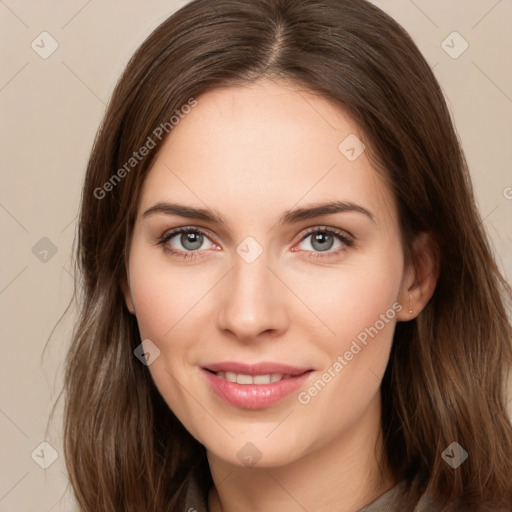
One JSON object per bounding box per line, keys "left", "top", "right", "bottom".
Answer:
{"left": 302, "top": 226, "right": 354, "bottom": 240}
{"left": 160, "top": 226, "right": 214, "bottom": 245}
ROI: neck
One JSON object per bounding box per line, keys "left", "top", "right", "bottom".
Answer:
{"left": 207, "top": 393, "right": 395, "bottom": 512}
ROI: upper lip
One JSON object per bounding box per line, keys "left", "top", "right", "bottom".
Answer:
{"left": 203, "top": 361, "right": 312, "bottom": 376}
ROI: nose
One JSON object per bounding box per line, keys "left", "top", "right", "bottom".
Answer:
{"left": 216, "top": 248, "right": 289, "bottom": 342}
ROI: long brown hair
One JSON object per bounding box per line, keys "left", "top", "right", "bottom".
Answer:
{"left": 62, "top": 0, "right": 512, "bottom": 510}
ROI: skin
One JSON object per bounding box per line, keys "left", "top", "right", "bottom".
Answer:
{"left": 123, "top": 78, "right": 438, "bottom": 512}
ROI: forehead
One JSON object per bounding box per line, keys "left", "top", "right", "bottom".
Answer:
{"left": 138, "top": 79, "right": 397, "bottom": 230}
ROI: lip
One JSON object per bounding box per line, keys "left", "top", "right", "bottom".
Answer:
{"left": 201, "top": 361, "right": 314, "bottom": 409}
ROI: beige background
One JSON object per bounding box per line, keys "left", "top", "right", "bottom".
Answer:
{"left": 1, "top": 1, "right": 511, "bottom": 510}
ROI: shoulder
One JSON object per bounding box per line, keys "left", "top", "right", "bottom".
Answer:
{"left": 181, "top": 473, "right": 438, "bottom": 512}
{"left": 358, "top": 478, "right": 440, "bottom": 512}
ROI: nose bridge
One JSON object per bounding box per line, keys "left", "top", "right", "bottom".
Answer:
{"left": 217, "top": 238, "right": 287, "bottom": 339}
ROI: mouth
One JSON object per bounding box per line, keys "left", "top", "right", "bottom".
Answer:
{"left": 206, "top": 370, "right": 300, "bottom": 385}
{"left": 201, "top": 361, "right": 314, "bottom": 409}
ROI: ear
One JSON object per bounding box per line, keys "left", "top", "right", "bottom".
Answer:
{"left": 396, "top": 231, "right": 440, "bottom": 322}
{"left": 121, "top": 274, "right": 136, "bottom": 315}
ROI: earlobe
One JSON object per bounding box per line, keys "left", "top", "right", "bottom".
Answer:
{"left": 396, "top": 231, "right": 440, "bottom": 322}
{"left": 121, "top": 276, "right": 136, "bottom": 315}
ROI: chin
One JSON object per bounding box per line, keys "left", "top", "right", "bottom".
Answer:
{"left": 202, "top": 428, "right": 315, "bottom": 469}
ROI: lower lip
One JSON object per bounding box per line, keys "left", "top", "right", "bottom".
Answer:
{"left": 202, "top": 369, "right": 313, "bottom": 409}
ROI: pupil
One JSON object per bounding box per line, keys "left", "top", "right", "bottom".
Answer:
{"left": 182, "top": 232, "right": 202, "bottom": 250}
{"left": 313, "top": 232, "right": 333, "bottom": 251}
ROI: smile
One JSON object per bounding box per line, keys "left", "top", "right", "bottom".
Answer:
{"left": 214, "top": 371, "right": 293, "bottom": 384}
{"left": 201, "top": 362, "right": 314, "bottom": 409}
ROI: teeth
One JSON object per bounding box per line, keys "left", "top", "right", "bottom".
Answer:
{"left": 253, "top": 374, "right": 271, "bottom": 384}
{"left": 236, "top": 373, "right": 253, "bottom": 385}
{"left": 215, "top": 371, "right": 287, "bottom": 384}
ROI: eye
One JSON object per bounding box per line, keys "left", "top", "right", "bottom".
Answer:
{"left": 157, "top": 226, "right": 355, "bottom": 261}
{"left": 157, "top": 227, "right": 217, "bottom": 260}
{"left": 294, "top": 227, "right": 354, "bottom": 259}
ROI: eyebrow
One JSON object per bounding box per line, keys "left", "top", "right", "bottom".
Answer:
{"left": 142, "top": 200, "right": 375, "bottom": 225}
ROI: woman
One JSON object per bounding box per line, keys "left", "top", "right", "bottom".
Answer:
{"left": 62, "top": 0, "right": 512, "bottom": 510}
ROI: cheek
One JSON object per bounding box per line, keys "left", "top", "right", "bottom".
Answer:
{"left": 289, "top": 242, "right": 403, "bottom": 406}
{"left": 128, "top": 248, "right": 210, "bottom": 439}
{"left": 128, "top": 245, "right": 213, "bottom": 342}
{"left": 289, "top": 248, "right": 403, "bottom": 347}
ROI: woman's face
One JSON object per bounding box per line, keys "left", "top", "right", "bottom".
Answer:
{"left": 124, "top": 78, "right": 411, "bottom": 467}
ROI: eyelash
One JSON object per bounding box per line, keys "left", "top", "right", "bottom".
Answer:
{"left": 157, "top": 226, "right": 355, "bottom": 261}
